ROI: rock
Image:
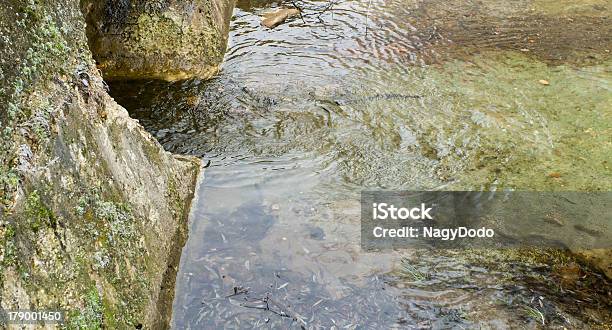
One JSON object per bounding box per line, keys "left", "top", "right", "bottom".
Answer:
{"left": 1, "top": 0, "right": 209, "bottom": 328}
{"left": 572, "top": 249, "right": 612, "bottom": 280}
{"left": 261, "top": 8, "right": 301, "bottom": 29}
{"left": 81, "top": 0, "right": 236, "bottom": 81}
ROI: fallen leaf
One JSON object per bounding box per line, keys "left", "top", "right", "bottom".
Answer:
{"left": 186, "top": 95, "right": 200, "bottom": 106}
{"left": 542, "top": 213, "right": 564, "bottom": 226}
{"left": 553, "top": 263, "right": 582, "bottom": 285}
{"left": 261, "top": 8, "right": 300, "bottom": 29}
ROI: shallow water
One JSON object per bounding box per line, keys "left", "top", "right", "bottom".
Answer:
{"left": 110, "top": 0, "right": 611, "bottom": 328}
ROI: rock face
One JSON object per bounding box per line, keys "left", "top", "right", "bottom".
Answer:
{"left": 574, "top": 249, "right": 612, "bottom": 280}
{"left": 81, "top": 0, "right": 235, "bottom": 81}
{"left": 0, "top": 0, "right": 206, "bottom": 328}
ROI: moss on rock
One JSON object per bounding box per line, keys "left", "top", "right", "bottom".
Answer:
{"left": 81, "top": 0, "right": 235, "bottom": 81}
{"left": 0, "top": 0, "right": 203, "bottom": 328}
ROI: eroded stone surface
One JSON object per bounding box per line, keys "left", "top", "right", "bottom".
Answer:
{"left": 0, "top": 0, "right": 201, "bottom": 327}
{"left": 81, "top": 0, "right": 236, "bottom": 81}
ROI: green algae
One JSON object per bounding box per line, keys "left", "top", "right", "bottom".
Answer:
{"left": 430, "top": 53, "right": 611, "bottom": 190}
{"left": 343, "top": 51, "right": 611, "bottom": 191}
{"left": 532, "top": 0, "right": 610, "bottom": 16}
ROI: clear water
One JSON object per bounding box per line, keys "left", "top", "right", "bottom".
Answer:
{"left": 110, "top": 0, "right": 612, "bottom": 328}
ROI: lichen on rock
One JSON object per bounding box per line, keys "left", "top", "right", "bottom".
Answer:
{"left": 0, "top": 0, "right": 202, "bottom": 328}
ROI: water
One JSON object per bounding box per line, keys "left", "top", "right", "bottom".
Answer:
{"left": 109, "top": 0, "right": 612, "bottom": 328}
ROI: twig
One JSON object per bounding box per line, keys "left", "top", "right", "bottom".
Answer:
{"left": 290, "top": 0, "right": 306, "bottom": 24}
{"left": 267, "top": 295, "right": 307, "bottom": 327}
{"left": 225, "top": 286, "right": 249, "bottom": 298}
{"left": 365, "top": 0, "right": 372, "bottom": 36}
{"left": 289, "top": 0, "right": 335, "bottom": 22}
{"left": 234, "top": 292, "right": 307, "bottom": 328}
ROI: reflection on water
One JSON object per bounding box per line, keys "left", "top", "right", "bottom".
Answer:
{"left": 110, "top": 0, "right": 611, "bottom": 328}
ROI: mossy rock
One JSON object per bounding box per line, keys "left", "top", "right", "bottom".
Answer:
{"left": 81, "top": 0, "right": 235, "bottom": 81}
{"left": 1, "top": 0, "right": 203, "bottom": 328}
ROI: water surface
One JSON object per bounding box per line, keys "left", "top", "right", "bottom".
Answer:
{"left": 110, "top": 0, "right": 611, "bottom": 328}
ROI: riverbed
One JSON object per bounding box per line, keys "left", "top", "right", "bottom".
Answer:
{"left": 109, "top": 0, "right": 611, "bottom": 328}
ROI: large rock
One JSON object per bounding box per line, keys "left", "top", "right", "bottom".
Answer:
{"left": 81, "top": 0, "right": 235, "bottom": 81}
{"left": 0, "top": 0, "right": 202, "bottom": 328}
{"left": 573, "top": 249, "right": 612, "bottom": 280}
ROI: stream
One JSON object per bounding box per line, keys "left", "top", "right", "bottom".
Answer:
{"left": 109, "top": 0, "right": 612, "bottom": 328}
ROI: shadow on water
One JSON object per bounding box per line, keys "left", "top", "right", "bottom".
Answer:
{"left": 109, "top": 0, "right": 611, "bottom": 328}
